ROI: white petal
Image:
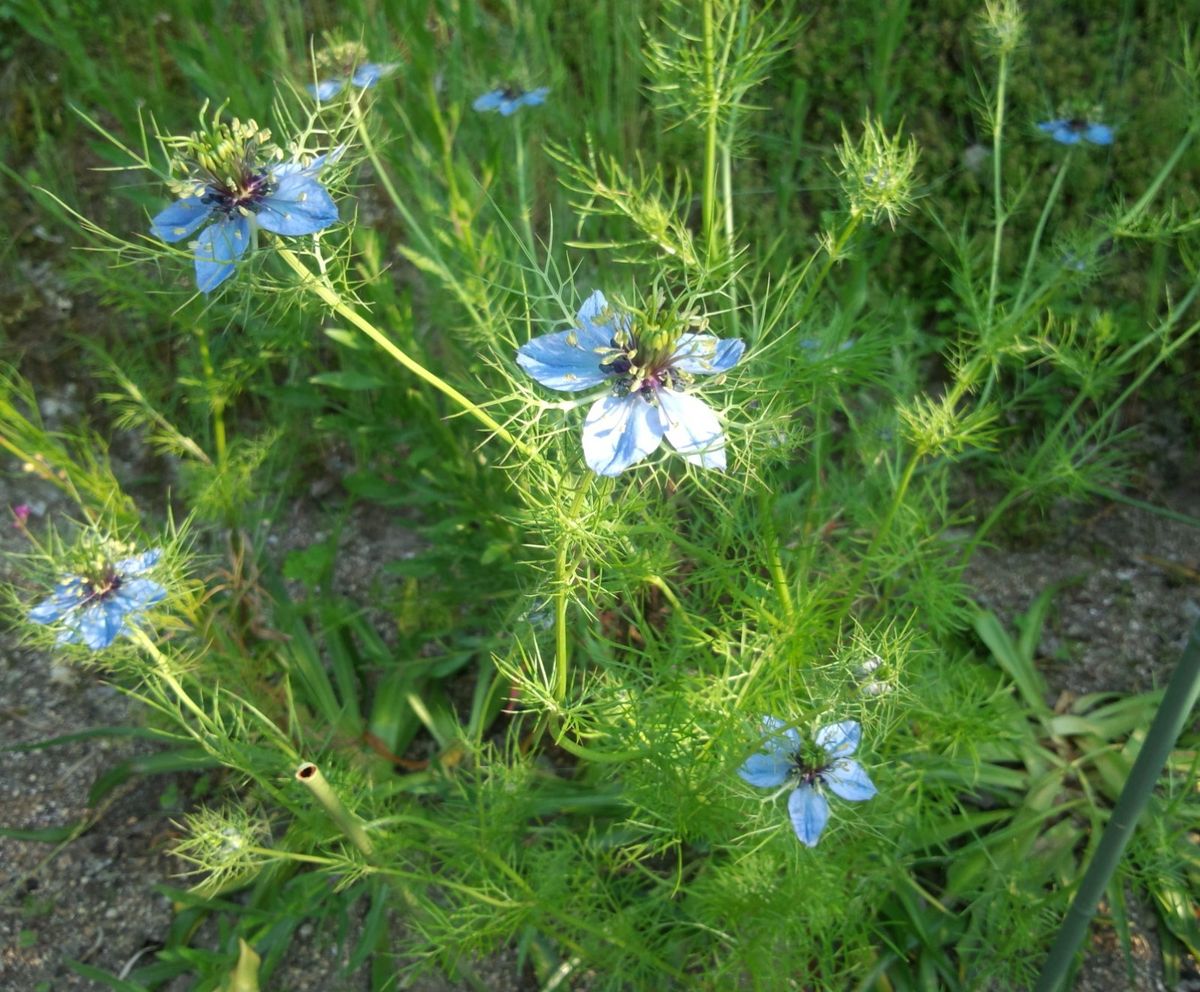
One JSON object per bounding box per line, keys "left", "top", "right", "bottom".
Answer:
{"left": 658, "top": 388, "right": 726, "bottom": 470}
{"left": 582, "top": 393, "right": 664, "bottom": 476}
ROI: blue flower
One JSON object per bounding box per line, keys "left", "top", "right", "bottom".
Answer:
{"left": 1037, "top": 118, "right": 1114, "bottom": 146}
{"left": 517, "top": 290, "right": 744, "bottom": 476}
{"left": 473, "top": 86, "right": 549, "bottom": 116}
{"left": 29, "top": 549, "right": 167, "bottom": 650}
{"left": 308, "top": 61, "right": 398, "bottom": 100}
{"left": 738, "top": 717, "right": 876, "bottom": 847}
{"left": 150, "top": 150, "right": 340, "bottom": 294}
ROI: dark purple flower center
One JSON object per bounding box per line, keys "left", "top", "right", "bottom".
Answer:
{"left": 80, "top": 570, "right": 122, "bottom": 607}
{"left": 598, "top": 329, "right": 686, "bottom": 401}
{"left": 793, "top": 753, "right": 832, "bottom": 786}
{"left": 200, "top": 168, "right": 274, "bottom": 216}
{"left": 1066, "top": 118, "right": 1090, "bottom": 131}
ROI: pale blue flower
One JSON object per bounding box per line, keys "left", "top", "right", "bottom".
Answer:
{"left": 738, "top": 717, "right": 876, "bottom": 847}
{"left": 517, "top": 290, "right": 744, "bottom": 476}
{"left": 29, "top": 549, "right": 166, "bottom": 650}
{"left": 473, "top": 86, "right": 549, "bottom": 116}
{"left": 308, "top": 61, "right": 398, "bottom": 100}
{"left": 1037, "top": 118, "right": 1114, "bottom": 146}
{"left": 150, "top": 151, "right": 340, "bottom": 294}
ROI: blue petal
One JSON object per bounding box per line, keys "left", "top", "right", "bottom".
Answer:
{"left": 815, "top": 720, "right": 861, "bottom": 758}
{"left": 1085, "top": 123, "right": 1114, "bottom": 145}
{"left": 516, "top": 326, "right": 611, "bottom": 392}
{"left": 1038, "top": 120, "right": 1081, "bottom": 145}
{"left": 194, "top": 214, "right": 252, "bottom": 294}
{"left": 256, "top": 174, "right": 339, "bottom": 236}
{"left": 351, "top": 62, "right": 395, "bottom": 87}
{"left": 29, "top": 578, "right": 88, "bottom": 624}
{"left": 788, "top": 785, "right": 830, "bottom": 847}
{"left": 518, "top": 87, "right": 549, "bottom": 107}
{"left": 110, "top": 578, "right": 167, "bottom": 613}
{"left": 473, "top": 90, "right": 505, "bottom": 112}
{"left": 738, "top": 716, "right": 799, "bottom": 786}
{"left": 75, "top": 602, "right": 126, "bottom": 650}
{"left": 309, "top": 78, "right": 344, "bottom": 100}
{"left": 582, "top": 393, "right": 665, "bottom": 476}
{"left": 737, "top": 751, "right": 791, "bottom": 789}
{"left": 760, "top": 716, "right": 802, "bottom": 750}
{"left": 150, "top": 196, "right": 212, "bottom": 244}
{"left": 658, "top": 388, "right": 726, "bottom": 470}
{"left": 822, "top": 758, "right": 876, "bottom": 802}
{"left": 114, "top": 548, "right": 162, "bottom": 576}
{"left": 670, "top": 335, "right": 744, "bottom": 375}
{"left": 498, "top": 98, "right": 519, "bottom": 117}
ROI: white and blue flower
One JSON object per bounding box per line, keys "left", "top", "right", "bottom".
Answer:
{"left": 151, "top": 146, "right": 339, "bottom": 294}
{"left": 29, "top": 549, "right": 167, "bottom": 651}
{"left": 738, "top": 717, "right": 876, "bottom": 847}
{"left": 473, "top": 86, "right": 549, "bottom": 116}
{"left": 1037, "top": 118, "right": 1114, "bottom": 146}
{"left": 517, "top": 290, "right": 744, "bottom": 476}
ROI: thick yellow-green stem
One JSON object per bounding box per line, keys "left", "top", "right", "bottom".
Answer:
{"left": 276, "top": 247, "right": 531, "bottom": 459}
{"left": 295, "top": 761, "right": 375, "bottom": 858}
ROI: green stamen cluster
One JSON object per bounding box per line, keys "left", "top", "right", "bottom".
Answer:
{"left": 163, "top": 115, "right": 278, "bottom": 190}
{"left": 836, "top": 117, "right": 919, "bottom": 227}
{"left": 315, "top": 40, "right": 369, "bottom": 75}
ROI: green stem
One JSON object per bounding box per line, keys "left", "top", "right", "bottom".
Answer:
{"left": 758, "top": 488, "right": 794, "bottom": 622}
{"left": 276, "top": 247, "right": 529, "bottom": 458}
{"left": 348, "top": 97, "right": 487, "bottom": 329}
{"left": 797, "top": 214, "right": 862, "bottom": 322}
{"left": 1014, "top": 149, "right": 1073, "bottom": 311}
{"left": 513, "top": 112, "right": 536, "bottom": 261}
{"left": 701, "top": 0, "right": 720, "bottom": 260}
{"left": 295, "top": 761, "right": 374, "bottom": 858}
{"left": 1034, "top": 618, "right": 1200, "bottom": 992}
{"left": 130, "top": 627, "right": 211, "bottom": 727}
{"left": 194, "top": 325, "right": 226, "bottom": 465}
{"left": 985, "top": 50, "right": 1010, "bottom": 326}
{"left": 554, "top": 476, "right": 593, "bottom": 703}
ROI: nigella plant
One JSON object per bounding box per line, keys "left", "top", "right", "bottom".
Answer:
{"left": 517, "top": 290, "right": 744, "bottom": 476}
{"left": 738, "top": 717, "right": 876, "bottom": 847}
{"left": 29, "top": 549, "right": 166, "bottom": 650}
{"left": 1037, "top": 117, "right": 1114, "bottom": 146}
{"left": 150, "top": 115, "right": 340, "bottom": 293}
{"left": 308, "top": 41, "right": 398, "bottom": 100}
{"left": 473, "top": 86, "right": 549, "bottom": 116}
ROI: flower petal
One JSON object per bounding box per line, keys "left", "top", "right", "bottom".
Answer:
{"left": 77, "top": 601, "right": 128, "bottom": 649}
{"left": 1085, "top": 123, "right": 1114, "bottom": 145}
{"left": 1038, "top": 120, "right": 1080, "bottom": 145}
{"left": 582, "top": 393, "right": 664, "bottom": 476}
{"left": 194, "top": 215, "right": 251, "bottom": 294}
{"left": 473, "top": 89, "right": 505, "bottom": 112}
{"left": 517, "top": 328, "right": 612, "bottom": 393}
{"left": 737, "top": 751, "right": 792, "bottom": 789}
{"left": 738, "top": 717, "right": 800, "bottom": 789}
{"left": 114, "top": 549, "right": 163, "bottom": 576}
{"left": 256, "top": 174, "right": 338, "bottom": 236}
{"left": 823, "top": 758, "right": 876, "bottom": 802}
{"left": 670, "top": 335, "right": 744, "bottom": 375}
{"left": 788, "top": 784, "right": 830, "bottom": 847}
{"left": 150, "top": 196, "right": 212, "bottom": 244}
{"left": 351, "top": 62, "right": 395, "bottom": 87}
{"left": 658, "top": 388, "right": 726, "bottom": 470}
{"left": 308, "top": 78, "right": 344, "bottom": 100}
{"left": 518, "top": 87, "right": 549, "bottom": 107}
{"left": 29, "top": 578, "right": 87, "bottom": 624}
{"left": 111, "top": 578, "right": 167, "bottom": 613}
{"left": 815, "top": 720, "right": 861, "bottom": 758}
